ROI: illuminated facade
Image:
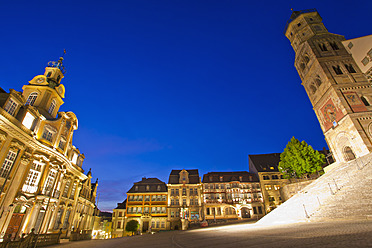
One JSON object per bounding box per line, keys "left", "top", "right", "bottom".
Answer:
{"left": 202, "top": 172, "right": 264, "bottom": 221}
{"left": 0, "top": 57, "right": 97, "bottom": 240}
{"left": 248, "top": 153, "right": 289, "bottom": 213}
{"left": 285, "top": 9, "right": 372, "bottom": 165}
{"left": 111, "top": 200, "right": 126, "bottom": 238}
{"left": 125, "top": 177, "right": 168, "bottom": 233}
{"left": 167, "top": 169, "right": 203, "bottom": 230}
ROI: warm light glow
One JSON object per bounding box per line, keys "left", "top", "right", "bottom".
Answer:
{"left": 22, "top": 112, "right": 35, "bottom": 129}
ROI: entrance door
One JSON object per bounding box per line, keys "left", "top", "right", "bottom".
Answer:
{"left": 142, "top": 221, "right": 149, "bottom": 232}
{"left": 241, "top": 207, "right": 251, "bottom": 218}
{"left": 5, "top": 213, "right": 25, "bottom": 238}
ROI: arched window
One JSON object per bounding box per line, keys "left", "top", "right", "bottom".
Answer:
{"left": 330, "top": 42, "right": 339, "bottom": 50}
{"left": 309, "top": 84, "right": 317, "bottom": 94}
{"left": 26, "top": 92, "right": 38, "bottom": 106}
{"left": 343, "top": 146, "right": 356, "bottom": 161}
{"left": 315, "top": 76, "right": 322, "bottom": 87}
{"left": 48, "top": 100, "right": 56, "bottom": 115}
{"left": 304, "top": 54, "right": 310, "bottom": 64}
{"left": 319, "top": 43, "right": 327, "bottom": 51}
{"left": 361, "top": 96, "right": 370, "bottom": 106}
{"left": 345, "top": 64, "right": 356, "bottom": 73}
{"left": 300, "top": 63, "right": 306, "bottom": 71}
{"left": 47, "top": 72, "right": 52, "bottom": 77}
{"left": 333, "top": 65, "right": 343, "bottom": 75}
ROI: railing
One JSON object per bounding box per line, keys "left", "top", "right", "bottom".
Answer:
{"left": 69, "top": 230, "right": 92, "bottom": 241}
{"left": 0, "top": 230, "right": 62, "bottom": 248}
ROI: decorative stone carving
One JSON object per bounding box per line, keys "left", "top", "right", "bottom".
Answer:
{"left": 9, "top": 139, "right": 25, "bottom": 152}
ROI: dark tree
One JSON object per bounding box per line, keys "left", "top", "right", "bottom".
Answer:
{"left": 279, "top": 137, "right": 325, "bottom": 178}
{"left": 125, "top": 220, "right": 139, "bottom": 235}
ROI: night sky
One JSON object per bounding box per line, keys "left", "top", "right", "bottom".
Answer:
{"left": 0, "top": 1, "right": 371, "bottom": 211}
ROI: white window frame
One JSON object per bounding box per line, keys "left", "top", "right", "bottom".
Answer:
{"left": 26, "top": 92, "right": 38, "bottom": 106}
{"left": 48, "top": 100, "right": 56, "bottom": 115}
{"left": 43, "top": 169, "right": 57, "bottom": 195}
{"left": 0, "top": 150, "right": 17, "bottom": 178}
{"left": 4, "top": 99, "right": 18, "bottom": 116}
{"left": 22, "top": 161, "right": 43, "bottom": 193}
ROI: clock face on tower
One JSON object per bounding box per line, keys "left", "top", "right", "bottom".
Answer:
{"left": 323, "top": 104, "right": 336, "bottom": 122}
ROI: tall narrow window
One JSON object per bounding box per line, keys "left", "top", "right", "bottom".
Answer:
{"left": 62, "top": 210, "right": 71, "bottom": 229}
{"left": 4, "top": 99, "right": 18, "bottom": 116}
{"left": 361, "top": 96, "right": 370, "bottom": 106}
{"left": 48, "top": 100, "right": 56, "bottom": 115}
{"left": 330, "top": 42, "right": 339, "bottom": 50}
{"left": 22, "top": 162, "right": 43, "bottom": 193}
{"left": 304, "top": 54, "right": 310, "bottom": 64}
{"left": 70, "top": 182, "right": 76, "bottom": 199}
{"left": 26, "top": 92, "right": 38, "bottom": 106}
{"left": 58, "top": 137, "right": 66, "bottom": 150}
{"left": 345, "top": 64, "right": 356, "bottom": 73}
{"left": 333, "top": 65, "right": 343, "bottom": 75}
{"left": 0, "top": 150, "right": 17, "bottom": 178}
{"left": 315, "top": 76, "right": 322, "bottom": 87}
{"left": 63, "top": 180, "right": 70, "bottom": 197}
{"left": 47, "top": 72, "right": 52, "bottom": 77}
{"left": 43, "top": 169, "right": 57, "bottom": 196}
{"left": 319, "top": 43, "right": 327, "bottom": 51}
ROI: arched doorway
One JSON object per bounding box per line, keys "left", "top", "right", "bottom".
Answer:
{"left": 241, "top": 207, "right": 251, "bottom": 218}
{"left": 343, "top": 146, "right": 356, "bottom": 161}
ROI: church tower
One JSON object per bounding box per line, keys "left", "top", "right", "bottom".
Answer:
{"left": 285, "top": 9, "right": 372, "bottom": 164}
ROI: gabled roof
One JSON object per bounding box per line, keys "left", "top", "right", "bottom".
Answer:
{"left": 115, "top": 199, "right": 127, "bottom": 209}
{"left": 202, "top": 171, "right": 259, "bottom": 183}
{"left": 127, "top": 177, "right": 167, "bottom": 193}
{"left": 249, "top": 153, "right": 281, "bottom": 172}
{"left": 168, "top": 169, "right": 200, "bottom": 184}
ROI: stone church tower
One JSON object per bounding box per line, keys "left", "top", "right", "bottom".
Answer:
{"left": 285, "top": 9, "right": 372, "bottom": 164}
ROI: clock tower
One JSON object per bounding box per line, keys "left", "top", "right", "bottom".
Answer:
{"left": 285, "top": 9, "right": 372, "bottom": 164}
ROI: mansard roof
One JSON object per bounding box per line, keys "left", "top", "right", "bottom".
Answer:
{"left": 115, "top": 199, "right": 127, "bottom": 209}
{"left": 127, "top": 177, "right": 167, "bottom": 193}
{"left": 249, "top": 153, "right": 282, "bottom": 172}
{"left": 168, "top": 169, "right": 200, "bottom": 184}
{"left": 202, "top": 171, "right": 259, "bottom": 183}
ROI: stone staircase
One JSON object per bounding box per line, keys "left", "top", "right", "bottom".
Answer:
{"left": 257, "top": 153, "right": 372, "bottom": 225}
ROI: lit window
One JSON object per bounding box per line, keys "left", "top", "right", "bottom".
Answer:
{"left": 25, "top": 92, "right": 38, "bottom": 106}
{"left": 22, "top": 112, "right": 35, "bottom": 129}
{"left": 146, "top": 185, "right": 150, "bottom": 191}
{"left": 48, "top": 100, "right": 56, "bottom": 115}
{"left": 4, "top": 99, "right": 18, "bottom": 116}
{"left": 157, "top": 185, "right": 161, "bottom": 191}
{"left": 22, "top": 162, "right": 43, "bottom": 193}
{"left": 43, "top": 169, "right": 57, "bottom": 195}
{"left": 71, "top": 153, "right": 78, "bottom": 164}
{"left": 0, "top": 150, "right": 17, "bottom": 178}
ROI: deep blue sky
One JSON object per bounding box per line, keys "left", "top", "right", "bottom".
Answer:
{"left": 0, "top": 1, "right": 371, "bottom": 211}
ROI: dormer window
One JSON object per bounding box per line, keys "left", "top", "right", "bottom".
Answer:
{"left": 42, "top": 129, "right": 54, "bottom": 142}
{"left": 157, "top": 185, "right": 161, "bottom": 191}
{"left": 219, "top": 176, "right": 223, "bottom": 182}
{"left": 25, "top": 92, "right": 38, "bottom": 106}
{"left": 4, "top": 99, "right": 18, "bottom": 116}
{"left": 135, "top": 186, "right": 138, "bottom": 191}
{"left": 48, "top": 100, "right": 56, "bottom": 115}
{"left": 239, "top": 176, "right": 243, "bottom": 181}
{"left": 146, "top": 185, "right": 150, "bottom": 191}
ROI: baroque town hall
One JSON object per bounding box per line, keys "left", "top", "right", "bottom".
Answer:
{"left": 0, "top": 56, "right": 97, "bottom": 239}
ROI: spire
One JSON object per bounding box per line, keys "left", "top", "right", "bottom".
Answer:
{"left": 47, "top": 49, "right": 67, "bottom": 74}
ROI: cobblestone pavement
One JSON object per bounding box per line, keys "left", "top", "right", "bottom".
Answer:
{"left": 48, "top": 220, "right": 372, "bottom": 248}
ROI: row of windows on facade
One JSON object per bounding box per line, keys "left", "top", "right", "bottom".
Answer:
{"left": 262, "top": 175, "right": 283, "bottom": 180}
{"left": 135, "top": 185, "right": 162, "bottom": 191}
{"left": 25, "top": 92, "right": 56, "bottom": 115}
{"left": 205, "top": 206, "right": 263, "bottom": 215}
{"left": 204, "top": 192, "right": 262, "bottom": 200}
{"left": 3, "top": 99, "right": 83, "bottom": 167}
{"left": 6, "top": 95, "right": 55, "bottom": 120}
{"left": 204, "top": 183, "right": 260, "bottom": 190}
{"left": 116, "top": 220, "right": 166, "bottom": 229}
{"left": 265, "top": 185, "right": 281, "bottom": 191}
{"left": 170, "top": 198, "right": 199, "bottom": 206}
{"left": 128, "top": 195, "right": 166, "bottom": 202}
{"left": 268, "top": 195, "right": 282, "bottom": 202}
{"left": 170, "top": 188, "right": 199, "bottom": 196}
{"left": 0, "top": 153, "right": 80, "bottom": 200}
{"left": 209, "top": 175, "right": 253, "bottom": 182}
{"left": 127, "top": 206, "right": 166, "bottom": 214}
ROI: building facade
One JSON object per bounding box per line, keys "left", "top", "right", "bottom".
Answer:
{"left": 342, "top": 35, "right": 372, "bottom": 84}
{"left": 202, "top": 172, "right": 264, "bottom": 221}
{"left": 167, "top": 169, "right": 203, "bottom": 230}
{"left": 248, "top": 153, "right": 290, "bottom": 213}
{"left": 0, "top": 57, "right": 97, "bottom": 240}
{"left": 285, "top": 9, "right": 372, "bottom": 165}
{"left": 125, "top": 177, "right": 168, "bottom": 233}
{"left": 111, "top": 200, "right": 126, "bottom": 238}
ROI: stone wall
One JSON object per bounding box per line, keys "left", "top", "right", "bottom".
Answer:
{"left": 280, "top": 180, "right": 315, "bottom": 201}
